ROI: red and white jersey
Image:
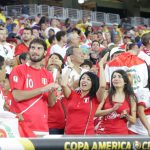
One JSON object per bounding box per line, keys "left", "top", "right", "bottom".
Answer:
{"left": 96, "top": 96, "right": 130, "bottom": 135}
{"left": 128, "top": 88, "right": 150, "bottom": 135}
{"left": 65, "top": 90, "right": 99, "bottom": 135}
{"left": 9, "top": 64, "right": 53, "bottom": 132}
{"left": 105, "top": 52, "right": 148, "bottom": 92}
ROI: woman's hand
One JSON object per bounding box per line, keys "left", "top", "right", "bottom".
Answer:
{"left": 99, "top": 52, "right": 109, "bottom": 66}
{"left": 112, "top": 103, "right": 121, "bottom": 111}
{"left": 120, "top": 110, "right": 129, "bottom": 119}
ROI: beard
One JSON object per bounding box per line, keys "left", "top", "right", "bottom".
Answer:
{"left": 30, "top": 54, "right": 44, "bottom": 62}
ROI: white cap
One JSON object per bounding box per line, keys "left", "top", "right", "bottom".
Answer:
{"left": 110, "top": 47, "right": 125, "bottom": 59}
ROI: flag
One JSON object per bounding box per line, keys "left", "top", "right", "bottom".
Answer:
{"left": 105, "top": 52, "right": 148, "bottom": 91}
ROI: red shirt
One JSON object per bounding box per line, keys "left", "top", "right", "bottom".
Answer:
{"left": 3, "top": 91, "right": 13, "bottom": 110}
{"left": 15, "top": 43, "right": 28, "bottom": 56}
{"left": 9, "top": 64, "right": 53, "bottom": 132}
{"left": 48, "top": 97, "right": 68, "bottom": 129}
{"left": 65, "top": 90, "right": 99, "bottom": 135}
{"left": 96, "top": 96, "right": 130, "bottom": 135}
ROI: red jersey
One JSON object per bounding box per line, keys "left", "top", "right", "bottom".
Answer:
{"left": 3, "top": 91, "right": 13, "bottom": 111}
{"left": 96, "top": 96, "right": 130, "bottom": 135}
{"left": 48, "top": 97, "right": 68, "bottom": 129}
{"left": 9, "top": 64, "right": 53, "bottom": 132}
{"left": 65, "top": 90, "right": 99, "bottom": 135}
{"left": 15, "top": 43, "right": 28, "bottom": 56}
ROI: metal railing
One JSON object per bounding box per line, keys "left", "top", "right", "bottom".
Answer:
{"left": 4, "top": 4, "right": 150, "bottom": 27}
{"left": 106, "top": 13, "right": 121, "bottom": 24}
{"left": 66, "top": 8, "right": 80, "bottom": 21}
{"left": 5, "top": 4, "right": 37, "bottom": 17}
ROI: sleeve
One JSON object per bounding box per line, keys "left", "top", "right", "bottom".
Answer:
{"left": 67, "top": 90, "right": 75, "bottom": 102}
{"left": 9, "top": 66, "right": 26, "bottom": 90}
{"left": 136, "top": 88, "right": 149, "bottom": 108}
{"left": 47, "top": 71, "right": 54, "bottom": 83}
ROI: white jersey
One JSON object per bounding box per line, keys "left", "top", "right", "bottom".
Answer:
{"left": 128, "top": 88, "right": 150, "bottom": 135}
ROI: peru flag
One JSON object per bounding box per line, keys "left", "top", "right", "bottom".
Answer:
{"left": 105, "top": 52, "right": 148, "bottom": 91}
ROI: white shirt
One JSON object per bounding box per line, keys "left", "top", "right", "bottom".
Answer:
{"left": 45, "top": 26, "right": 60, "bottom": 38}
{"left": 62, "top": 65, "right": 88, "bottom": 83}
{"left": 50, "top": 44, "right": 67, "bottom": 58}
{"left": 0, "top": 42, "right": 15, "bottom": 74}
{"left": 128, "top": 88, "right": 150, "bottom": 135}
{"left": 138, "top": 51, "right": 150, "bottom": 66}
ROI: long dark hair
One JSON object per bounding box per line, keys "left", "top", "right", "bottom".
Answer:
{"left": 109, "top": 69, "right": 136, "bottom": 104}
{"left": 49, "top": 53, "right": 65, "bottom": 69}
{"left": 79, "top": 71, "right": 99, "bottom": 100}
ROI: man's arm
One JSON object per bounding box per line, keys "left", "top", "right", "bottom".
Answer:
{"left": 12, "top": 83, "right": 58, "bottom": 102}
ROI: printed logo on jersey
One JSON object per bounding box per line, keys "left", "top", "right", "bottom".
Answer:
{"left": 84, "top": 97, "right": 90, "bottom": 103}
{"left": 105, "top": 111, "right": 120, "bottom": 120}
{"left": 42, "top": 78, "right": 47, "bottom": 85}
{"left": 13, "top": 76, "right": 18, "bottom": 82}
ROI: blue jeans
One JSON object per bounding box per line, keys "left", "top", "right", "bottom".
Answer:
{"left": 49, "top": 129, "right": 64, "bottom": 134}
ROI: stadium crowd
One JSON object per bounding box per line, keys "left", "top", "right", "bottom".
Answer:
{"left": 0, "top": 7, "right": 150, "bottom": 137}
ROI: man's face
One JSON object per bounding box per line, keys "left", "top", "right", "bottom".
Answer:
{"left": 71, "top": 33, "right": 80, "bottom": 46}
{"left": 91, "top": 41, "right": 100, "bottom": 51}
{"left": 72, "top": 48, "right": 84, "bottom": 64}
{"left": 29, "top": 43, "right": 45, "bottom": 63}
{"left": 62, "top": 34, "right": 67, "bottom": 43}
{"left": 0, "top": 29, "right": 7, "bottom": 42}
{"left": 22, "top": 29, "right": 32, "bottom": 42}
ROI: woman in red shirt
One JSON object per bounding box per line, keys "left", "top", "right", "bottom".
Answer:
{"left": 95, "top": 52, "right": 137, "bottom": 134}
{"left": 61, "top": 70, "right": 101, "bottom": 135}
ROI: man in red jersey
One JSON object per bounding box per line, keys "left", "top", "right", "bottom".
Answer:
{"left": 9, "top": 38, "right": 57, "bottom": 134}
{"left": 15, "top": 27, "right": 32, "bottom": 57}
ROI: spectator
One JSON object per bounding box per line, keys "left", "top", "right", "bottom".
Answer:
{"left": 9, "top": 38, "right": 58, "bottom": 135}
{"left": 18, "top": 52, "right": 29, "bottom": 64}
{"left": 50, "top": 31, "right": 67, "bottom": 58}
{"left": 60, "top": 70, "right": 101, "bottom": 134}
{"left": 141, "top": 32, "right": 150, "bottom": 56}
{"left": 15, "top": 27, "right": 32, "bottom": 56}
{"left": 64, "top": 46, "right": 85, "bottom": 89}
{"left": 0, "top": 55, "right": 6, "bottom": 111}
{"left": 45, "top": 18, "right": 60, "bottom": 38}
{"left": 47, "top": 64, "right": 68, "bottom": 134}
{"left": 0, "top": 28, "right": 16, "bottom": 74}
{"left": 128, "top": 80, "right": 150, "bottom": 136}
{"left": 47, "top": 53, "right": 64, "bottom": 70}
{"left": 95, "top": 53, "right": 137, "bottom": 134}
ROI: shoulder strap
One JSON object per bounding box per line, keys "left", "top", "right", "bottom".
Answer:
{"left": 84, "top": 100, "right": 92, "bottom": 135}
{"left": 19, "top": 95, "right": 43, "bottom": 115}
